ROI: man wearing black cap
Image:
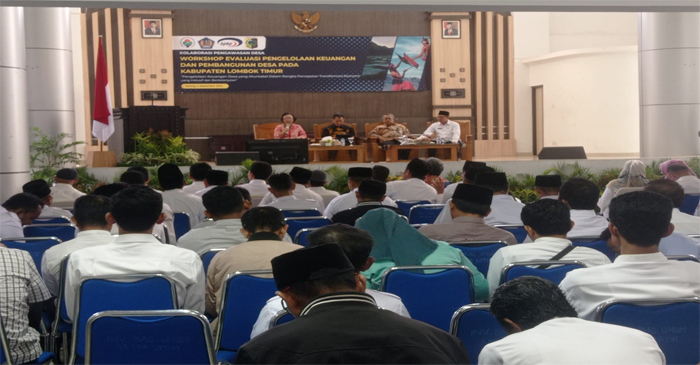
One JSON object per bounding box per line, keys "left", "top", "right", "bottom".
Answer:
{"left": 386, "top": 158, "right": 439, "bottom": 203}
{"left": 263, "top": 173, "right": 319, "bottom": 210}
{"left": 22, "top": 179, "right": 73, "bottom": 219}
{"left": 258, "top": 167, "right": 324, "bottom": 211}
{"left": 323, "top": 167, "right": 398, "bottom": 219}
{"left": 441, "top": 162, "right": 493, "bottom": 203}
{"left": 234, "top": 244, "right": 471, "bottom": 364}
{"left": 419, "top": 184, "right": 517, "bottom": 245}
{"left": 418, "top": 111, "right": 461, "bottom": 144}
{"left": 194, "top": 170, "right": 229, "bottom": 197}
{"left": 158, "top": 163, "right": 207, "bottom": 228}
{"left": 331, "top": 180, "right": 405, "bottom": 226}
{"left": 534, "top": 174, "right": 562, "bottom": 200}
{"left": 308, "top": 170, "right": 340, "bottom": 207}
{"left": 51, "top": 168, "right": 85, "bottom": 208}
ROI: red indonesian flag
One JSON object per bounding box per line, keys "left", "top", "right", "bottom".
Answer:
{"left": 92, "top": 37, "right": 115, "bottom": 142}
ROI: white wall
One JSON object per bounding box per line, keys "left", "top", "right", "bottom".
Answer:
{"left": 70, "top": 8, "right": 86, "bottom": 161}
{"left": 549, "top": 13, "right": 638, "bottom": 52}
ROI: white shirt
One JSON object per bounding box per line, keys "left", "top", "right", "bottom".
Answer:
{"left": 0, "top": 207, "right": 24, "bottom": 238}
{"left": 540, "top": 195, "right": 559, "bottom": 200}
{"left": 250, "top": 289, "right": 411, "bottom": 339}
{"left": 263, "top": 195, "right": 319, "bottom": 210}
{"left": 441, "top": 182, "right": 459, "bottom": 203}
{"left": 238, "top": 180, "right": 270, "bottom": 198}
{"left": 567, "top": 210, "right": 609, "bottom": 239}
{"left": 423, "top": 120, "right": 461, "bottom": 143}
{"left": 50, "top": 183, "right": 85, "bottom": 208}
{"left": 40, "top": 230, "right": 114, "bottom": 296}
{"left": 478, "top": 317, "right": 664, "bottom": 365}
{"left": 65, "top": 233, "right": 205, "bottom": 319}
{"left": 487, "top": 237, "right": 611, "bottom": 297}
{"left": 259, "top": 185, "right": 325, "bottom": 211}
{"left": 676, "top": 175, "right": 700, "bottom": 195}
{"left": 386, "top": 178, "right": 438, "bottom": 203}
{"left": 671, "top": 208, "right": 700, "bottom": 235}
{"left": 559, "top": 252, "right": 700, "bottom": 320}
{"left": 659, "top": 232, "right": 700, "bottom": 257}
{"left": 194, "top": 185, "right": 217, "bottom": 197}
{"left": 323, "top": 189, "right": 398, "bottom": 219}
{"left": 161, "top": 189, "right": 207, "bottom": 228}
{"left": 40, "top": 205, "right": 73, "bottom": 219}
{"left": 176, "top": 218, "right": 246, "bottom": 253}
{"left": 182, "top": 181, "right": 206, "bottom": 194}
{"left": 308, "top": 186, "right": 340, "bottom": 207}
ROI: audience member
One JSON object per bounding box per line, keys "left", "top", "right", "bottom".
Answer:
{"left": 487, "top": 199, "right": 611, "bottom": 297}
{"left": 356, "top": 208, "right": 488, "bottom": 301}
{"left": 194, "top": 169, "right": 229, "bottom": 197}
{"left": 666, "top": 163, "right": 700, "bottom": 196}
{"left": 419, "top": 184, "right": 517, "bottom": 245}
{"left": 644, "top": 179, "right": 700, "bottom": 235}
{"left": 119, "top": 170, "right": 146, "bottom": 185}
{"left": 262, "top": 173, "right": 318, "bottom": 210}
{"left": 371, "top": 165, "right": 391, "bottom": 183}
{"left": 273, "top": 112, "right": 307, "bottom": 139}
{"left": 41, "top": 195, "right": 114, "bottom": 296}
{"left": 441, "top": 162, "right": 493, "bottom": 203}
{"left": 259, "top": 167, "right": 324, "bottom": 210}
{"left": 598, "top": 160, "right": 648, "bottom": 217}
{"left": 126, "top": 166, "right": 159, "bottom": 192}
{"left": 250, "top": 224, "right": 410, "bottom": 339}
{"left": 558, "top": 178, "right": 609, "bottom": 238}
{"left": 119, "top": 171, "right": 174, "bottom": 243}
{"left": 0, "top": 244, "right": 52, "bottom": 364}
{"left": 50, "top": 168, "right": 85, "bottom": 208}
{"left": 308, "top": 170, "right": 340, "bottom": 206}
{"left": 424, "top": 157, "right": 449, "bottom": 194}
{"left": 206, "top": 207, "right": 302, "bottom": 316}
{"left": 238, "top": 161, "right": 273, "bottom": 203}
{"left": 324, "top": 167, "right": 398, "bottom": 218}
{"left": 480, "top": 276, "right": 664, "bottom": 365}
{"left": 65, "top": 186, "right": 205, "bottom": 319}
{"left": 22, "top": 179, "right": 73, "bottom": 218}
{"left": 158, "top": 163, "right": 206, "bottom": 228}
{"left": 91, "top": 183, "right": 126, "bottom": 198}
{"left": 0, "top": 193, "right": 43, "bottom": 238}
{"left": 660, "top": 159, "right": 697, "bottom": 179}
{"left": 183, "top": 162, "right": 212, "bottom": 194}
{"left": 331, "top": 180, "right": 405, "bottom": 226}
{"left": 559, "top": 191, "right": 700, "bottom": 320}
{"left": 386, "top": 158, "right": 439, "bottom": 203}
{"left": 534, "top": 174, "right": 561, "bottom": 200}
{"left": 234, "top": 244, "right": 471, "bottom": 364}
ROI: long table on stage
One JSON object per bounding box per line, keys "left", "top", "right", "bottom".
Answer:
{"left": 308, "top": 145, "right": 365, "bottom": 163}
{"left": 385, "top": 143, "right": 459, "bottom": 162}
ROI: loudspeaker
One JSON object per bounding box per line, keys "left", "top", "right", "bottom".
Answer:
{"left": 215, "top": 151, "right": 260, "bottom": 165}
{"left": 538, "top": 147, "right": 587, "bottom": 160}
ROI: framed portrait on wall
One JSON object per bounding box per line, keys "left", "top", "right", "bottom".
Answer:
{"left": 442, "top": 20, "right": 460, "bottom": 39}
{"left": 142, "top": 18, "right": 163, "bottom": 38}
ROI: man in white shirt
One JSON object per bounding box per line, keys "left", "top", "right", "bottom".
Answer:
{"left": 158, "top": 163, "right": 206, "bottom": 228}
{"left": 41, "top": 195, "right": 114, "bottom": 296}
{"left": 417, "top": 110, "right": 461, "bottom": 144}
{"left": 480, "top": 276, "right": 664, "bottom": 365}
{"left": 250, "top": 223, "right": 410, "bottom": 339}
{"left": 559, "top": 191, "right": 700, "bottom": 320}
{"left": 442, "top": 172, "right": 522, "bottom": 226}
{"left": 182, "top": 162, "right": 211, "bottom": 194}
{"left": 118, "top": 172, "right": 175, "bottom": 244}
{"left": 324, "top": 167, "right": 398, "bottom": 219}
{"left": 23, "top": 179, "right": 73, "bottom": 219}
{"left": 263, "top": 173, "right": 318, "bottom": 211}
{"left": 645, "top": 179, "right": 700, "bottom": 235}
{"left": 667, "top": 163, "right": 700, "bottom": 195}
{"left": 65, "top": 186, "right": 205, "bottom": 318}
{"left": 386, "top": 158, "right": 438, "bottom": 203}
{"left": 487, "top": 199, "right": 611, "bottom": 297}
{"left": 259, "top": 167, "right": 325, "bottom": 211}
{"left": 308, "top": 170, "right": 339, "bottom": 207}
{"left": 534, "top": 174, "right": 560, "bottom": 200}
{"left": 0, "top": 193, "right": 43, "bottom": 238}
{"left": 238, "top": 162, "right": 273, "bottom": 205}
{"left": 194, "top": 170, "right": 229, "bottom": 197}
{"left": 50, "top": 168, "right": 85, "bottom": 208}
{"left": 441, "top": 162, "right": 494, "bottom": 203}
{"left": 558, "top": 178, "right": 609, "bottom": 239}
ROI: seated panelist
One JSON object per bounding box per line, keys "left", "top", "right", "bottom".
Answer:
{"left": 273, "top": 112, "right": 307, "bottom": 139}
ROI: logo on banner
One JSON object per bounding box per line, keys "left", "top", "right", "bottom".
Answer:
{"left": 217, "top": 37, "right": 243, "bottom": 48}
{"left": 245, "top": 38, "right": 258, "bottom": 49}
{"left": 291, "top": 11, "right": 320, "bottom": 33}
{"left": 180, "top": 38, "right": 195, "bottom": 48}
{"left": 198, "top": 37, "right": 215, "bottom": 49}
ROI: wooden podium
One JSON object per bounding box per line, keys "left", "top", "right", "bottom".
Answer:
{"left": 120, "top": 106, "right": 187, "bottom": 152}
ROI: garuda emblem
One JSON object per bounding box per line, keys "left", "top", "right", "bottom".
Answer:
{"left": 292, "top": 11, "right": 320, "bottom": 33}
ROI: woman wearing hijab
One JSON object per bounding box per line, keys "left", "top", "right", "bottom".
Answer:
{"left": 355, "top": 208, "right": 488, "bottom": 302}
{"left": 598, "top": 160, "right": 649, "bottom": 217}
{"left": 660, "top": 159, "right": 697, "bottom": 179}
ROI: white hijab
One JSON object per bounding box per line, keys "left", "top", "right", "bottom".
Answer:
{"left": 608, "top": 160, "right": 648, "bottom": 189}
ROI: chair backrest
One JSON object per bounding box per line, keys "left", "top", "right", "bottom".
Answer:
{"left": 0, "top": 236, "right": 62, "bottom": 272}
{"left": 216, "top": 271, "right": 277, "bottom": 352}
{"left": 51, "top": 256, "right": 72, "bottom": 339}
{"left": 364, "top": 122, "right": 383, "bottom": 137}
{"left": 395, "top": 200, "right": 431, "bottom": 217}
{"left": 270, "top": 309, "right": 295, "bottom": 328}
{"left": 450, "top": 241, "right": 508, "bottom": 277}
{"left": 70, "top": 275, "right": 178, "bottom": 363}
{"left": 570, "top": 237, "right": 616, "bottom": 262}
{"left": 294, "top": 228, "right": 320, "bottom": 247}
{"left": 680, "top": 194, "right": 700, "bottom": 215}
{"left": 312, "top": 122, "right": 358, "bottom": 141}
{"left": 284, "top": 217, "right": 332, "bottom": 241}
{"left": 408, "top": 204, "right": 445, "bottom": 224}
{"left": 450, "top": 304, "right": 506, "bottom": 361}
{"left": 0, "top": 315, "right": 11, "bottom": 365}
{"left": 199, "top": 248, "right": 226, "bottom": 275}
{"left": 23, "top": 223, "right": 77, "bottom": 242}
{"left": 173, "top": 212, "right": 192, "bottom": 240}
{"left": 33, "top": 216, "right": 72, "bottom": 224}
{"left": 381, "top": 265, "right": 475, "bottom": 332}
{"left": 280, "top": 209, "right": 321, "bottom": 218}
{"left": 85, "top": 310, "right": 216, "bottom": 365}
{"left": 253, "top": 122, "right": 280, "bottom": 139}
{"left": 495, "top": 225, "right": 528, "bottom": 243}
{"left": 501, "top": 260, "right": 587, "bottom": 285}
{"left": 595, "top": 298, "right": 700, "bottom": 365}
{"left": 614, "top": 187, "right": 645, "bottom": 197}
{"left": 665, "top": 254, "right": 700, "bottom": 263}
